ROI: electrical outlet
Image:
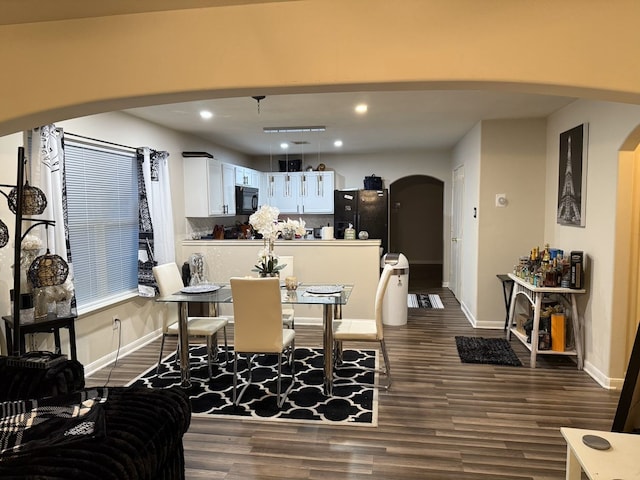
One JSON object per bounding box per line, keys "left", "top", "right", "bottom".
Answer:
{"left": 112, "top": 316, "right": 120, "bottom": 330}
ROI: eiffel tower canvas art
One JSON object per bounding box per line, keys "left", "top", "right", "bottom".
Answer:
{"left": 557, "top": 124, "right": 588, "bottom": 227}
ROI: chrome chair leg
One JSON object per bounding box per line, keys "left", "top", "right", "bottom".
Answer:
{"left": 379, "top": 339, "right": 392, "bottom": 389}
{"left": 277, "top": 339, "right": 296, "bottom": 408}
{"left": 234, "top": 348, "right": 296, "bottom": 408}
{"left": 233, "top": 353, "right": 254, "bottom": 406}
{"left": 221, "top": 326, "right": 229, "bottom": 365}
{"left": 206, "top": 335, "right": 213, "bottom": 379}
{"left": 332, "top": 340, "right": 391, "bottom": 390}
{"left": 334, "top": 340, "right": 344, "bottom": 365}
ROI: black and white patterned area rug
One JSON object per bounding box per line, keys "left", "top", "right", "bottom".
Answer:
{"left": 408, "top": 293, "right": 444, "bottom": 309}
{"left": 455, "top": 336, "right": 523, "bottom": 367}
{"left": 128, "top": 345, "right": 378, "bottom": 426}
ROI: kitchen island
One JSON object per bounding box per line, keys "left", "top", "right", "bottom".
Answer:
{"left": 182, "top": 239, "right": 382, "bottom": 322}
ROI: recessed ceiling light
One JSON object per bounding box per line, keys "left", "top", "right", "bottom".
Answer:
{"left": 280, "top": 143, "right": 289, "bottom": 149}
{"left": 334, "top": 140, "right": 343, "bottom": 147}
{"left": 355, "top": 104, "right": 368, "bottom": 114}
{"left": 199, "top": 110, "right": 213, "bottom": 119}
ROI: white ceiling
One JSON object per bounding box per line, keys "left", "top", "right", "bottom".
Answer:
{"left": 124, "top": 90, "right": 576, "bottom": 157}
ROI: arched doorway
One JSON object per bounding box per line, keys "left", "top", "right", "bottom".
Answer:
{"left": 389, "top": 175, "right": 444, "bottom": 291}
{"left": 612, "top": 125, "right": 640, "bottom": 373}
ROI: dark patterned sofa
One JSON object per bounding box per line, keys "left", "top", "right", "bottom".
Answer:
{"left": 0, "top": 356, "right": 192, "bottom": 480}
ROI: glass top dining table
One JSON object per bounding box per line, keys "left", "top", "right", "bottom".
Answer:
{"left": 156, "top": 283, "right": 354, "bottom": 396}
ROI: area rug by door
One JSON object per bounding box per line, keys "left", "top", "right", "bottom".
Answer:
{"left": 408, "top": 293, "right": 444, "bottom": 309}
{"left": 455, "top": 336, "right": 523, "bottom": 367}
{"left": 127, "top": 345, "right": 378, "bottom": 426}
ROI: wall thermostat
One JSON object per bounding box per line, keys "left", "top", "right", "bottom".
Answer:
{"left": 495, "top": 194, "right": 508, "bottom": 207}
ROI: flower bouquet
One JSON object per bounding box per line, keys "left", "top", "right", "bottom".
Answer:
{"left": 249, "top": 205, "right": 287, "bottom": 276}
{"left": 281, "top": 217, "right": 306, "bottom": 240}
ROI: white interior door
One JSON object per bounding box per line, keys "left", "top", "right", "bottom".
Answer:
{"left": 450, "top": 165, "right": 464, "bottom": 298}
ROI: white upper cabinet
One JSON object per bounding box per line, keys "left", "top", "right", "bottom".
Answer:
{"left": 235, "top": 166, "right": 260, "bottom": 188}
{"left": 183, "top": 157, "right": 221, "bottom": 216}
{"left": 185, "top": 157, "right": 338, "bottom": 217}
{"left": 261, "top": 171, "right": 335, "bottom": 214}
{"left": 183, "top": 156, "right": 235, "bottom": 216}
{"left": 262, "top": 172, "right": 299, "bottom": 213}
{"left": 221, "top": 163, "right": 236, "bottom": 215}
{"left": 299, "top": 171, "right": 335, "bottom": 214}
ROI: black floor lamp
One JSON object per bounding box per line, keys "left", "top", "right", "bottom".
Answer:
{"left": 1, "top": 146, "right": 68, "bottom": 356}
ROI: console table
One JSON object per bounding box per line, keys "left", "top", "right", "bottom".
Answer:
{"left": 506, "top": 273, "right": 585, "bottom": 368}
{"left": 560, "top": 427, "right": 640, "bottom": 479}
{"left": 2, "top": 312, "right": 78, "bottom": 361}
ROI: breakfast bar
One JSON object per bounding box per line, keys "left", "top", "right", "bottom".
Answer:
{"left": 182, "top": 238, "right": 382, "bottom": 322}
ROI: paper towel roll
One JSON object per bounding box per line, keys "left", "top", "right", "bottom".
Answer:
{"left": 321, "top": 226, "right": 334, "bottom": 240}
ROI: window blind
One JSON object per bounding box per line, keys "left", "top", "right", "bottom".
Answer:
{"left": 64, "top": 141, "right": 139, "bottom": 309}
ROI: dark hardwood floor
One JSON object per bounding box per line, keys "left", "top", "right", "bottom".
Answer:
{"left": 86, "top": 288, "right": 620, "bottom": 479}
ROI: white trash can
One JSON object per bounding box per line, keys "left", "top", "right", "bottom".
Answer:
{"left": 382, "top": 253, "right": 409, "bottom": 326}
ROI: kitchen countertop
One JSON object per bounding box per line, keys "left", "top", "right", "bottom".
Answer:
{"left": 183, "top": 238, "right": 381, "bottom": 245}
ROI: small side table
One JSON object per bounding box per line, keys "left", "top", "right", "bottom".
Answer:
{"left": 2, "top": 312, "right": 78, "bottom": 360}
{"left": 560, "top": 427, "right": 640, "bottom": 479}
{"left": 496, "top": 274, "right": 515, "bottom": 330}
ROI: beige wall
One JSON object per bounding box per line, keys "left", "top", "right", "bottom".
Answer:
{"left": 545, "top": 100, "right": 640, "bottom": 385}
{"left": 478, "top": 119, "right": 547, "bottom": 327}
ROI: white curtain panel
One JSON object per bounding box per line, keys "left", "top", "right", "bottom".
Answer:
{"left": 29, "top": 125, "right": 67, "bottom": 260}
{"left": 140, "top": 147, "right": 175, "bottom": 265}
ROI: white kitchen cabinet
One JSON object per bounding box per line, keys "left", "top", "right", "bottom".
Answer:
{"left": 299, "top": 171, "right": 334, "bottom": 213}
{"left": 183, "top": 156, "right": 235, "bottom": 216}
{"left": 235, "top": 166, "right": 260, "bottom": 188}
{"left": 261, "top": 171, "right": 335, "bottom": 214}
{"left": 263, "top": 172, "right": 299, "bottom": 213}
{"left": 221, "top": 162, "right": 236, "bottom": 215}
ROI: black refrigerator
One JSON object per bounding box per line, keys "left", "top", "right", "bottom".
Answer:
{"left": 334, "top": 189, "right": 388, "bottom": 254}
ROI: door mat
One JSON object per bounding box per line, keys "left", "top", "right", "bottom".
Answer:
{"left": 408, "top": 293, "right": 444, "bottom": 309}
{"left": 127, "top": 345, "right": 378, "bottom": 426}
{"left": 455, "top": 336, "right": 523, "bottom": 367}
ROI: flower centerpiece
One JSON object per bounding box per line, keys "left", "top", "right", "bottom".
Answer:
{"left": 249, "top": 205, "right": 286, "bottom": 277}
{"left": 281, "top": 217, "right": 307, "bottom": 240}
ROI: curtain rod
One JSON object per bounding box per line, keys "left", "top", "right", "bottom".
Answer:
{"left": 64, "top": 131, "right": 157, "bottom": 154}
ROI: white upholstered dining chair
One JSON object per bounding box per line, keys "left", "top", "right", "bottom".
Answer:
{"left": 230, "top": 276, "right": 296, "bottom": 408}
{"left": 332, "top": 263, "right": 394, "bottom": 389}
{"left": 153, "top": 262, "right": 229, "bottom": 378}
{"left": 278, "top": 255, "right": 295, "bottom": 329}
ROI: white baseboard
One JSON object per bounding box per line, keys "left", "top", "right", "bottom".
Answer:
{"left": 583, "top": 359, "right": 625, "bottom": 390}
{"left": 459, "top": 301, "right": 476, "bottom": 327}
{"left": 84, "top": 329, "right": 161, "bottom": 378}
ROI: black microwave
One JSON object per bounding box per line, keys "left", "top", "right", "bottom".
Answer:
{"left": 235, "top": 186, "right": 259, "bottom": 215}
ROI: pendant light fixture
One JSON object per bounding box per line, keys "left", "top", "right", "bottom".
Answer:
{"left": 26, "top": 223, "right": 69, "bottom": 288}
{"left": 28, "top": 250, "right": 69, "bottom": 287}
{"left": 7, "top": 181, "right": 48, "bottom": 215}
{"left": 6, "top": 149, "right": 48, "bottom": 215}
{"left": 252, "top": 95, "right": 266, "bottom": 114}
